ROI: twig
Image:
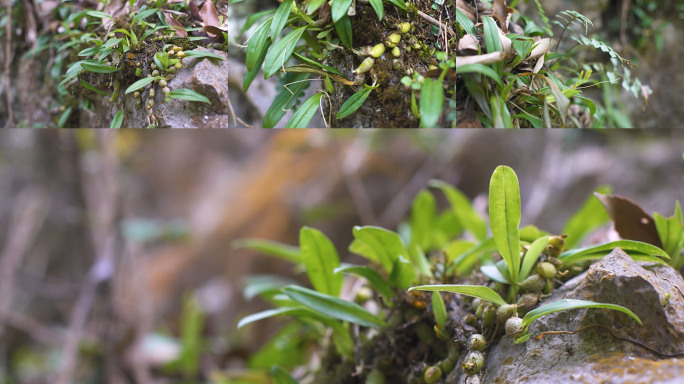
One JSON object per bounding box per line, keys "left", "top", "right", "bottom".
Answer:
{"left": 339, "top": 134, "right": 379, "bottom": 225}
{"left": 56, "top": 132, "right": 120, "bottom": 384}
{"left": 535, "top": 323, "right": 684, "bottom": 358}
{"left": 4, "top": 0, "right": 13, "bottom": 127}
{"left": 0, "top": 188, "right": 50, "bottom": 337}
{"left": 417, "top": 10, "right": 456, "bottom": 38}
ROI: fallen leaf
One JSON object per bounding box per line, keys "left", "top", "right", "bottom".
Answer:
{"left": 595, "top": 193, "right": 663, "bottom": 248}
{"left": 199, "top": 0, "right": 220, "bottom": 29}
{"left": 189, "top": 0, "right": 201, "bottom": 20}
{"left": 456, "top": 0, "right": 476, "bottom": 22}
{"left": 455, "top": 51, "right": 504, "bottom": 68}
{"left": 199, "top": 25, "right": 227, "bottom": 41}
{"left": 492, "top": 0, "right": 514, "bottom": 33}
{"left": 543, "top": 76, "right": 569, "bottom": 126}
{"left": 164, "top": 12, "right": 188, "bottom": 38}
{"left": 529, "top": 38, "right": 551, "bottom": 60}
{"left": 458, "top": 34, "right": 480, "bottom": 51}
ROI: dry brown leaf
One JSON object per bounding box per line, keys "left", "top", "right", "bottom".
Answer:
{"left": 529, "top": 38, "right": 551, "bottom": 60}
{"left": 199, "top": 25, "right": 228, "bottom": 42}
{"left": 458, "top": 34, "right": 480, "bottom": 51}
{"left": 533, "top": 54, "right": 544, "bottom": 73}
{"left": 456, "top": 0, "right": 477, "bottom": 22}
{"left": 199, "top": 0, "right": 220, "bottom": 28}
{"left": 164, "top": 11, "right": 188, "bottom": 38}
{"left": 189, "top": 0, "right": 201, "bottom": 20}
{"left": 492, "top": 0, "right": 514, "bottom": 33}
{"left": 455, "top": 51, "right": 505, "bottom": 68}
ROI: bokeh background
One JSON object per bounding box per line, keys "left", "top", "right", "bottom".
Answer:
{"left": 0, "top": 130, "right": 682, "bottom": 382}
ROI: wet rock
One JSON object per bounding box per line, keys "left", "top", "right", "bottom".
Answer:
{"left": 449, "top": 248, "right": 684, "bottom": 384}
{"left": 154, "top": 47, "right": 232, "bottom": 128}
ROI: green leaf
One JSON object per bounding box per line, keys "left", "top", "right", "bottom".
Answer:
{"left": 57, "top": 106, "right": 73, "bottom": 128}
{"left": 182, "top": 50, "right": 225, "bottom": 61}
{"left": 336, "top": 85, "right": 376, "bottom": 119}
{"left": 79, "top": 79, "right": 108, "bottom": 96}
{"left": 482, "top": 16, "right": 504, "bottom": 76}
{"left": 282, "top": 285, "right": 386, "bottom": 327}
{"left": 334, "top": 264, "right": 395, "bottom": 301}
{"left": 307, "top": 0, "right": 327, "bottom": 14}
{"left": 562, "top": 186, "right": 612, "bottom": 249}
{"left": 246, "top": 19, "right": 273, "bottom": 72}
{"left": 409, "top": 284, "right": 507, "bottom": 307}
{"left": 168, "top": 88, "right": 211, "bottom": 104}
{"left": 559, "top": 240, "right": 670, "bottom": 265}
{"left": 369, "top": 0, "right": 383, "bottom": 20}
{"left": 429, "top": 180, "right": 487, "bottom": 241}
{"left": 85, "top": 10, "right": 112, "bottom": 19}
{"left": 410, "top": 189, "right": 436, "bottom": 251}
{"left": 243, "top": 275, "right": 299, "bottom": 300}
{"left": 455, "top": 64, "right": 503, "bottom": 88}
{"left": 263, "top": 73, "right": 309, "bottom": 127}
{"left": 332, "top": 0, "right": 353, "bottom": 23}
{"left": 271, "top": 0, "right": 293, "bottom": 41}
{"left": 489, "top": 166, "right": 522, "bottom": 283}
{"left": 351, "top": 226, "right": 407, "bottom": 274}
{"left": 81, "top": 61, "right": 119, "bottom": 73}
{"left": 654, "top": 213, "right": 684, "bottom": 260}
{"left": 241, "top": 9, "right": 276, "bottom": 34}
{"left": 419, "top": 77, "right": 444, "bottom": 127}
{"left": 110, "top": 110, "right": 124, "bottom": 128}
{"left": 292, "top": 52, "right": 344, "bottom": 76}
{"left": 237, "top": 307, "right": 315, "bottom": 329}
{"left": 521, "top": 299, "right": 642, "bottom": 332}
{"left": 125, "top": 76, "right": 161, "bottom": 94}
{"left": 480, "top": 264, "right": 510, "bottom": 284}
{"left": 387, "top": 0, "right": 408, "bottom": 11}
{"left": 519, "top": 236, "right": 548, "bottom": 281}
{"left": 286, "top": 92, "right": 324, "bottom": 128}
{"left": 389, "top": 256, "right": 417, "bottom": 290}
{"left": 264, "top": 26, "right": 308, "bottom": 78}
{"left": 432, "top": 292, "right": 447, "bottom": 331}
{"left": 334, "top": 15, "right": 353, "bottom": 48}
{"left": 272, "top": 366, "right": 298, "bottom": 384}
{"left": 232, "top": 238, "right": 301, "bottom": 264}
{"left": 455, "top": 8, "right": 475, "bottom": 35}
{"left": 299, "top": 227, "right": 342, "bottom": 296}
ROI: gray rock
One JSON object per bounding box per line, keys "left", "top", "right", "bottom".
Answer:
{"left": 449, "top": 248, "right": 684, "bottom": 384}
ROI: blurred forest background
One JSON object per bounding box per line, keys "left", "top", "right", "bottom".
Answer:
{"left": 0, "top": 130, "right": 682, "bottom": 382}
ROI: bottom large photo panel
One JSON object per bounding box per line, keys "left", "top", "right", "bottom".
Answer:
{"left": 0, "top": 130, "right": 682, "bottom": 384}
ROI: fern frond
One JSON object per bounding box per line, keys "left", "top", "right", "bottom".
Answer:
{"left": 572, "top": 35, "right": 633, "bottom": 67}
{"left": 557, "top": 10, "right": 593, "bottom": 35}
{"left": 531, "top": 0, "right": 553, "bottom": 36}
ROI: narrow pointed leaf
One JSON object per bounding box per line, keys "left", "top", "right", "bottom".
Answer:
{"left": 270, "top": 0, "right": 293, "bottom": 41}
{"left": 489, "top": 166, "right": 522, "bottom": 283}
{"left": 369, "top": 0, "right": 383, "bottom": 20}
{"left": 337, "top": 85, "right": 376, "bottom": 119}
{"left": 334, "top": 15, "right": 352, "bottom": 48}
{"left": 272, "top": 366, "right": 298, "bottom": 384}
{"left": 562, "top": 186, "right": 612, "bottom": 249}
{"left": 334, "top": 264, "right": 395, "bottom": 300}
{"left": 246, "top": 19, "right": 272, "bottom": 72}
{"left": 351, "top": 226, "right": 407, "bottom": 274}
{"left": 519, "top": 236, "right": 549, "bottom": 281}
{"left": 299, "top": 227, "right": 342, "bottom": 296}
{"left": 408, "top": 284, "right": 507, "bottom": 307}
{"left": 283, "top": 285, "right": 386, "bottom": 327}
{"left": 419, "top": 77, "right": 444, "bottom": 127}
{"left": 125, "top": 76, "right": 161, "bottom": 94}
{"left": 429, "top": 180, "right": 487, "bottom": 241}
{"left": 332, "top": 0, "right": 354, "bottom": 23}
{"left": 432, "top": 292, "right": 447, "bottom": 331}
{"left": 480, "top": 264, "right": 510, "bottom": 284}
{"left": 232, "top": 238, "right": 301, "bottom": 264}
{"left": 559, "top": 240, "right": 669, "bottom": 265}
{"left": 264, "top": 26, "right": 308, "bottom": 78}
{"left": 286, "top": 92, "right": 323, "bottom": 128}
{"left": 110, "top": 110, "right": 124, "bottom": 128}
{"left": 168, "top": 88, "right": 211, "bottom": 104}
{"left": 521, "top": 299, "right": 642, "bottom": 330}
{"left": 237, "top": 307, "right": 313, "bottom": 329}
